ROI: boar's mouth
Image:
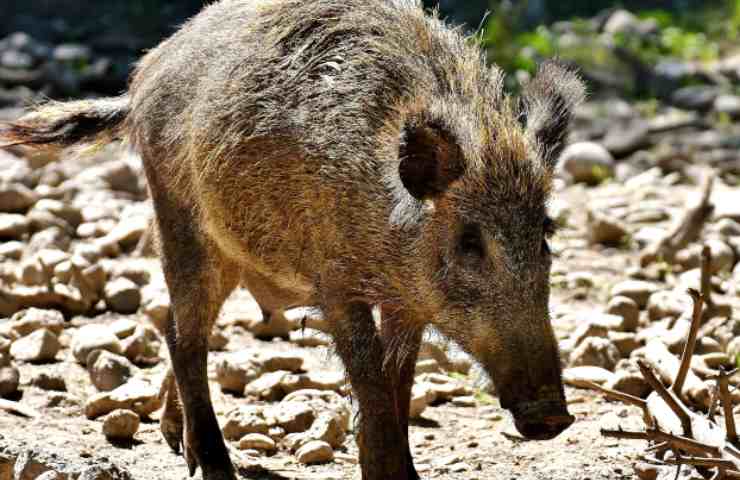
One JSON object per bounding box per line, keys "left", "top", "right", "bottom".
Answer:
{"left": 510, "top": 400, "right": 575, "bottom": 441}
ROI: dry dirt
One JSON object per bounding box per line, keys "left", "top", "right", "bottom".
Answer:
{"left": 1, "top": 212, "right": 651, "bottom": 480}
{"left": 0, "top": 297, "right": 645, "bottom": 480}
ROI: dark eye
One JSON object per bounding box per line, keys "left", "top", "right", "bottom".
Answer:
{"left": 542, "top": 216, "right": 556, "bottom": 255}
{"left": 459, "top": 225, "right": 484, "bottom": 258}
{"left": 543, "top": 216, "right": 557, "bottom": 238}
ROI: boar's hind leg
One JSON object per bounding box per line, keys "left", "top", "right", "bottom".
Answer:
{"left": 157, "top": 366, "right": 184, "bottom": 453}
{"left": 149, "top": 189, "right": 240, "bottom": 479}
{"left": 329, "top": 301, "right": 415, "bottom": 480}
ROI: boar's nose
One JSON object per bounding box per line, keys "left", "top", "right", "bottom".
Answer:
{"left": 512, "top": 401, "right": 574, "bottom": 440}
{"left": 514, "top": 414, "right": 574, "bottom": 440}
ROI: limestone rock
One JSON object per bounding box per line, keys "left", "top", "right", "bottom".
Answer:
{"left": 302, "top": 413, "right": 346, "bottom": 449}
{"left": 253, "top": 350, "right": 304, "bottom": 374}
{"left": 606, "top": 296, "right": 639, "bottom": 332}
{"left": 215, "top": 351, "right": 260, "bottom": 394}
{"left": 237, "top": 433, "right": 276, "bottom": 452}
{"left": 0, "top": 182, "right": 37, "bottom": 213}
{"left": 409, "top": 383, "right": 435, "bottom": 419}
{"left": 0, "top": 366, "right": 20, "bottom": 398}
{"left": 563, "top": 366, "right": 615, "bottom": 388}
{"left": 281, "top": 389, "right": 351, "bottom": 432}
{"left": 222, "top": 405, "right": 271, "bottom": 440}
{"left": 610, "top": 281, "right": 660, "bottom": 309}
{"left": 120, "top": 325, "right": 161, "bottom": 364}
{"left": 102, "top": 409, "right": 140, "bottom": 441}
{"left": 104, "top": 278, "right": 141, "bottom": 314}
{"left": 569, "top": 337, "right": 620, "bottom": 370}
{"left": 295, "top": 440, "right": 333, "bottom": 465}
{"left": 0, "top": 213, "right": 30, "bottom": 240}
{"left": 88, "top": 350, "right": 135, "bottom": 392}
{"left": 606, "top": 371, "right": 651, "bottom": 398}
{"left": 9, "top": 329, "right": 60, "bottom": 363}
{"left": 559, "top": 142, "right": 614, "bottom": 185}
{"left": 84, "top": 379, "right": 160, "bottom": 419}
{"left": 588, "top": 210, "right": 628, "bottom": 246}
{"left": 271, "top": 401, "right": 315, "bottom": 433}
{"left": 647, "top": 290, "right": 691, "bottom": 321}
{"left": 72, "top": 324, "right": 123, "bottom": 364}
{"left": 30, "top": 199, "right": 82, "bottom": 229}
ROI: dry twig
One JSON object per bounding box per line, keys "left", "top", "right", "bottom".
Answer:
{"left": 673, "top": 289, "right": 703, "bottom": 396}
{"left": 638, "top": 359, "right": 693, "bottom": 436}
{"left": 0, "top": 398, "right": 39, "bottom": 418}
{"left": 588, "top": 272, "right": 740, "bottom": 478}
{"left": 717, "top": 368, "right": 738, "bottom": 445}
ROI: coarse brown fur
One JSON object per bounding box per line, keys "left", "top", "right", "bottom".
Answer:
{"left": 0, "top": 1, "right": 585, "bottom": 479}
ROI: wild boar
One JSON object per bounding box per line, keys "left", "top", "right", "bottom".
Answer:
{"left": 0, "top": 0, "right": 585, "bottom": 479}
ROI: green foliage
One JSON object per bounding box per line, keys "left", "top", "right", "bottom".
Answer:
{"left": 635, "top": 98, "right": 660, "bottom": 118}
{"left": 477, "top": 1, "right": 734, "bottom": 98}
{"left": 716, "top": 111, "right": 734, "bottom": 129}
{"left": 637, "top": 10, "right": 675, "bottom": 29}
{"left": 590, "top": 165, "right": 614, "bottom": 185}
{"left": 610, "top": 25, "right": 719, "bottom": 67}
{"left": 659, "top": 28, "right": 718, "bottom": 61}
{"left": 474, "top": 390, "right": 499, "bottom": 406}
{"left": 728, "top": 0, "right": 740, "bottom": 39}
{"left": 480, "top": 15, "right": 559, "bottom": 81}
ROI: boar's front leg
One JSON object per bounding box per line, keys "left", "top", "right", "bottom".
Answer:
{"left": 329, "top": 301, "right": 418, "bottom": 480}
{"left": 381, "top": 310, "right": 423, "bottom": 480}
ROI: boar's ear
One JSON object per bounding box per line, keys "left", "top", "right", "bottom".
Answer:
{"left": 398, "top": 120, "right": 464, "bottom": 200}
{"left": 520, "top": 60, "right": 586, "bottom": 170}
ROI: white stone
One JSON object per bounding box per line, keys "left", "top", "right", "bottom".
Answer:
{"left": 295, "top": 440, "right": 333, "bottom": 465}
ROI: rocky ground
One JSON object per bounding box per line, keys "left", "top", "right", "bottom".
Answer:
{"left": 4, "top": 7, "right": 740, "bottom": 480}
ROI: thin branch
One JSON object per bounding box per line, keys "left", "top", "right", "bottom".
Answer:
{"left": 585, "top": 380, "right": 653, "bottom": 426}
{"left": 0, "top": 398, "right": 39, "bottom": 418}
{"left": 673, "top": 288, "right": 704, "bottom": 396}
{"left": 701, "top": 245, "right": 716, "bottom": 322}
{"left": 583, "top": 381, "right": 647, "bottom": 409}
{"left": 601, "top": 428, "right": 721, "bottom": 457}
{"left": 638, "top": 360, "right": 693, "bottom": 437}
{"left": 663, "top": 456, "right": 737, "bottom": 469}
{"left": 718, "top": 367, "right": 738, "bottom": 444}
{"left": 646, "top": 441, "right": 670, "bottom": 453}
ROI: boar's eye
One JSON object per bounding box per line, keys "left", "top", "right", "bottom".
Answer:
{"left": 543, "top": 216, "right": 557, "bottom": 238}
{"left": 542, "top": 216, "right": 557, "bottom": 255}
{"left": 459, "top": 224, "right": 485, "bottom": 259}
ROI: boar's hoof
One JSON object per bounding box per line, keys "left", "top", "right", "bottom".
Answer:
{"left": 512, "top": 401, "right": 574, "bottom": 440}
{"left": 160, "top": 413, "right": 183, "bottom": 454}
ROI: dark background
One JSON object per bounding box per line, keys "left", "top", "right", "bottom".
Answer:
{"left": 1, "top": 1, "right": 719, "bottom": 43}
{"left": 0, "top": 0, "right": 733, "bottom": 102}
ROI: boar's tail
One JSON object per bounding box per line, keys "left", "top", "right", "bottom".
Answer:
{"left": 0, "top": 95, "right": 130, "bottom": 152}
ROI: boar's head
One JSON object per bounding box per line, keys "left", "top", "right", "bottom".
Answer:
{"left": 393, "top": 61, "right": 585, "bottom": 440}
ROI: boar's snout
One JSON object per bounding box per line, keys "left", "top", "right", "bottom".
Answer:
{"left": 512, "top": 400, "right": 574, "bottom": 440}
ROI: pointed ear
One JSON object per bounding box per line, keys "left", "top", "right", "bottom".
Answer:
{"left": 520, "top": 60, "right": 586, "bottom": 169}
{"left": 398, "top": 119, "right": 464, "bottom": 200}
